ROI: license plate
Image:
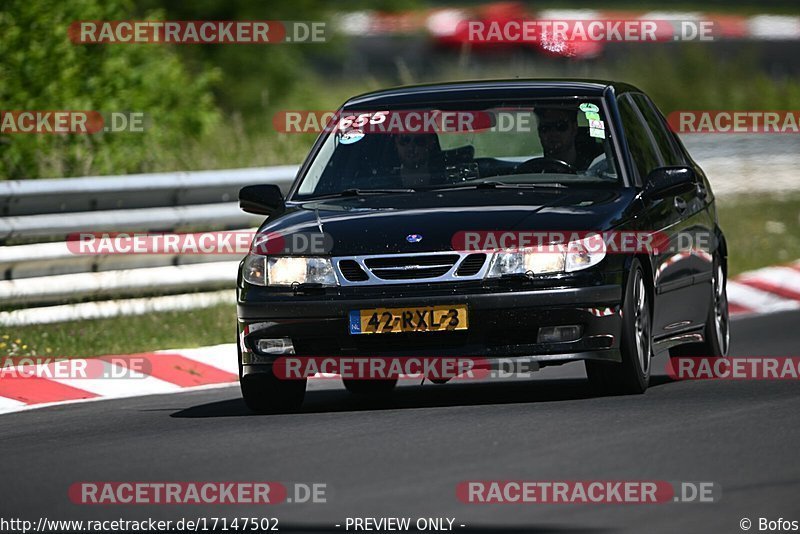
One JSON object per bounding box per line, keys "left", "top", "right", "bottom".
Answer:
{"left": 349, "top": 305, "right": 468, "bottom": 335}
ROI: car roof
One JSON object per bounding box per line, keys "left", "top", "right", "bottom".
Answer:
{"left": 344, "top": 79, "right": 642, "bottom": 108}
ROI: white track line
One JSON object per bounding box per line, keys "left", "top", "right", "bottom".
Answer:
{"left": 157, "top": 343, "right": 239, "bottom": 375}
{"left": 727, "top": 281, "right": 800, "bottom": 314}
{"left": 0, "top": 382, "right": 238, "bottom": 416}
{"left": 738, "top": 266, "right": 800, "bottom": 294}
{"left": 49, "top": 369, "right": 181, "bottom": 398}
{"left": 0, "top": 396, "right": 28, "bottom": 412}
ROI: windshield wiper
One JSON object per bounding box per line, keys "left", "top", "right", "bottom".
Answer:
{"left": 302, "top": 188, "right": 416, "bottom": 200}
{"left": 478, "top": 181, "right": 567, "bottom": 189}
{"left": 426, "top": 181, "right": 567, "bottom": 192}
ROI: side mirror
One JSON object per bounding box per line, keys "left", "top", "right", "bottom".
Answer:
{"left": 643, "top": 166, "right": 696, "bottom": 200}
{"left": 239, "top": 184, "right": 284, "bottom": 216}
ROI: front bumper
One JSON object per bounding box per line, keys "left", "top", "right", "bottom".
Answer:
{"left": 237, "top": 278, "right": 625, "bottom": 377}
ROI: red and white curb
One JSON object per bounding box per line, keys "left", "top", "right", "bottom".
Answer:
{"left": 726, "top": 259, "right": 800, "bottom": 316}
{"left": 0, "top": 344, "right": 239, "bottom": 415}
{"left": 1, "top": 260, "right": 799, "bottom": 415}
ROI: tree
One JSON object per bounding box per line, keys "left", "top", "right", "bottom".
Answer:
{"left": 0, "top": 0, "right": 220, "bottom": 178}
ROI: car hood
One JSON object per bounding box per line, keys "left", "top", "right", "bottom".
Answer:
{"left": 257, "top": 187, "right": 637, "bottom": 256}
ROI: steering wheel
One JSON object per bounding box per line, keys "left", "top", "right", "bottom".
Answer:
{"left": 514, "top": 157, "right": 576, "bottom": 175}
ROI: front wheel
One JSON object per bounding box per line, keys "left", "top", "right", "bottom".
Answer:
{"left": 585, "top": 259, "right": 652, "bottom": 395}
{"left": 240, "top": 371, "right": 307, "bottom": 414}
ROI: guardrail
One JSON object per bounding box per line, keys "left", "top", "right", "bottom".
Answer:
{"left": 2, "top": 136, "right": 800, "bottom": 326}
{"left": 0, "top": 166, "right": 298, "bottom": 326}
{"left": 0, "top": 165, "right": 297, "bottom": 218}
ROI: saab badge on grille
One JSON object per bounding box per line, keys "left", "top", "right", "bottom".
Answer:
{"left": 406, "top": 234, "right": 423, "bottom": 243}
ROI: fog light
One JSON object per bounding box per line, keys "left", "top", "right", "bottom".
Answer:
{"left": 256, "top": 338, "right": 295, "bottom": 355}
{"left": 537, "top": 325, "right": 582, "bottom": 343}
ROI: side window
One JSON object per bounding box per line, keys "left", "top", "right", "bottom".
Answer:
{"left": 632, "top": 94, "right": 685, "bottom": 166}
{"left": 617, "top": 95, "right": 663, "bottom": 182}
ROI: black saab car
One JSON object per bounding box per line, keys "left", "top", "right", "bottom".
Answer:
{"left": 236, "top": 79, "right": 729, "bottom": 412}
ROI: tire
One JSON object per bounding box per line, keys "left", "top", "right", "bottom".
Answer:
{"left": 585, "top": 259, "right": 652, "bottom": 395}
{"left": 240, "top": 371, "right": 307, "bottom": 414}
{"left": 342, "top": 378, "right": 398, "bottom": 396}
{"left": 669, "top": 261, "right": 730, "bottom": 358}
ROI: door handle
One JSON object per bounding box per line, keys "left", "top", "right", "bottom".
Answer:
{"left": 674, "top": 197, "right": 687, "bottom": 213}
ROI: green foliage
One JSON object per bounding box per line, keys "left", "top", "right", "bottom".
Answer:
{"left": 146, "top": 43, "right": 800, "bottom": 172}
{"left": 0, "top": 0, "right": 220, "bottom": 178}
{"left": 132, "top": 0, "right": 340, "bottom": 121}
{"left": 617, "top": 44, "right": 800, "bottom": 114}
{"left": 132, "top": 0, "right": 415, "bottom": 123}
{"left": 3, "top": 0, "right": 799, "bottom": 179}
{"left": 0, "top": 304, "right": 236, "bottom": 358}
{"left": 718, "top": 193, "right": 800, "bottom": 276}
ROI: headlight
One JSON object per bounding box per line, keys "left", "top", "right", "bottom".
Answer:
{"left": 242, "top": 254, "right": 338, "bottom": 286}
{"left": 565, "top": 234, "right": 606, "bottom": 272}
{"left": 242, "top": 254, "right": 267, "bottom": 285}
{"left": 486, "top": 250, "right": 565, "bottom": 277}
{"left": 486, "top": 235, "right": 606, "bottom": 277}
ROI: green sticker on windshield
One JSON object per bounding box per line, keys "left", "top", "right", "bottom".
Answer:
{"left": 585, "top": 111, "right": 600, "bottom": 121}
{"left": 579, "top": 103, "right": 599, "bottom": 113}
{"left": 589, "top": 127, "right": 605, "bottom": 139}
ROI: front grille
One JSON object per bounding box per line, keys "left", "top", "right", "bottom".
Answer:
{"left": 334, "top": 252, "right": 488, "bottom": 285}
{"left": 370, "top": 265, "right": 453, "bottom": 280}
{"left": 364, "top": 255, "right": 460, "bottom": 268}
{"left": 456, "top": 253, "right": 487, "bottom": 276}
{"left": 364, "top": 254, "right": 459, "bottom": 281}
{"left": 339, "top": 260, "right": 369, "bottom": 282}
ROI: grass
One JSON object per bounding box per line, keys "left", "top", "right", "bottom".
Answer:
{"left": 2, "top": 192, "right": 798, "bottom": 359}
{"left": 189, "top": 47, "right": 800, "bottom": 173}
{"left": 0, "top": 304, "right": 236, "bottom": 360}
{"left": 717, "top": 193, "right": 800, "bottom": 276}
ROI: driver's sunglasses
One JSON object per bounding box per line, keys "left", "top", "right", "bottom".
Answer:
{"left": 396, "top": 135, "right": 430, "bottom": 147}
{"left": 538, "top": 120, "right": 571, "bottom": 133}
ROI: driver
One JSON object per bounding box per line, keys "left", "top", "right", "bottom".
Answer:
{"left": 534, "top": 107, "right": 595, "bottom": 171}
{"left": 391, "top": 132, "right": 446, "bottom": 188}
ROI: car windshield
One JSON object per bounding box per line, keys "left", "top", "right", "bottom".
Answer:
{"left": 294, "top": 97, "right": 619, "bottom": 199}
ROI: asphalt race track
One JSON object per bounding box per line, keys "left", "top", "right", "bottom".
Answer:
{"left": 1, "top": 310, "right": 798, "bottom": 534}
